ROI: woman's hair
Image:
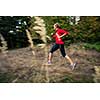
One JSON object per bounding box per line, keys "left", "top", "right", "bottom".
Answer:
{"left": 54, "top": 23, "right": 61, "bottom": 29}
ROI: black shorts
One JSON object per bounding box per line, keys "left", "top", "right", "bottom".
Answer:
{"left": 50, "top": 43, "right": 66, "bottom": 57}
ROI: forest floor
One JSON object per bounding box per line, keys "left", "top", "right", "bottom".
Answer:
{"left": 0, "top": 43, "right": 100, "bottom": 83}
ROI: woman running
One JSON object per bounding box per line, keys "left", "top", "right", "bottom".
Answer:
{"left": 48, "top": 23, "right": 76, "bottom": 70}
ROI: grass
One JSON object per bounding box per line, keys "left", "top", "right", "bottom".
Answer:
{"left": 56, "top": 74, "right": 94, "bottom": 83}
{"left": 84, "top": 42, "right": 100, "bottom": 52}
{"left": 0, "top": 43, "right": 99, "bottom": 83}
{"left": 0, "top": 72, "right": 16, "bottom": 83}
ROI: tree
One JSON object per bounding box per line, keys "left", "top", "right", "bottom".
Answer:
{"left": 74, "top": 16, "right": 100, "bottom": 43}
{"left": 0, "top": 16, "right": 30, "bottom": 49}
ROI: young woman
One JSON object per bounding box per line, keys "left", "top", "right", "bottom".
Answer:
{"left": 48, "top": 23, "right": 76, "bottom": 70}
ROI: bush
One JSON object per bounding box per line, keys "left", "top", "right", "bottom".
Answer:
{"left": 84, "top": 42, "right": 100, "bottom": 52}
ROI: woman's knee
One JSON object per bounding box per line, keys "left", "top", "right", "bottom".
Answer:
{"left": 65, "top": 55, "right": 70, "bottom": 59}
{"left": 61, "top": 53, "right": 66, "bottom": 57}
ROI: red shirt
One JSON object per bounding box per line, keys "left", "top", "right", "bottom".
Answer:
{"left": 52, "top": 28, "right": 69, "bottom": 44}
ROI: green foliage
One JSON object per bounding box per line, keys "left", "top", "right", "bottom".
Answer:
{"left": 73, "top": 17, "right": 100, "bottom": 43}
{"left": 0, "top": 16, "right": 100, "bottom": 50}
{"left": 42, "top": 16, "right": 100, "bottom": 44}
{"left": 84, "top": 42, "right": 100, "bottom": 52}
{"left": 42, "top": 16, "right": 71, "bottom": 34}
{"left": 0, "top": 72, "right": 16, "bottom": 82}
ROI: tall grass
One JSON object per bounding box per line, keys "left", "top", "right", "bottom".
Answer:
{"left": 93, "top": 66, "right": 100, "bottom": 82}
{"left": 0, "top": 33, "right": 8, "bottom": 53}
{"left": 33, "top": 16, "right": 50, "bottom": 82}
{"left": 26, "top": 29, "right": 35, "bottom": 55}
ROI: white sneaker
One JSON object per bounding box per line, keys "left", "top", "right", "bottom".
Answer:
{"left": 47, "top": 61, "right": 52, "bottom": 65}
{"left": 70, "top": 62, "right": 77, "bottom": 70}
{"left": 44, "top": 61, "right": 52, "bottom": 66}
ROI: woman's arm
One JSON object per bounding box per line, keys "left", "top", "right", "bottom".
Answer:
{"left": 51, "top": 33, "right": 56, "bottom": 38}
{"left": 60, "top": 32, "right": 67, "bottom": 38}
{"left": 56, "top": 32, "right": 69, "bottom": 39}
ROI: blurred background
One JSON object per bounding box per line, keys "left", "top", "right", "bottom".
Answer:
{"left": 0, "top": 16, "right": 100, "bottom": 83}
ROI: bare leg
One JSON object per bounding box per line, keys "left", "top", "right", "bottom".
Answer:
{"left": 59, "top": 44, "right": 74, "bottom": 65}
{"left": 48, "top": 52, "right": 53, "bottom": 63}
{"left": 48, "top": 43, "right": 59, "bottom": 63}
{"left": 65, "top": 55, "right": 73, "bottom": 65}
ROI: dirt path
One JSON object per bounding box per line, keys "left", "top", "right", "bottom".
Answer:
{"left": 0, "top": 45, "right": 100, "bottom": 83}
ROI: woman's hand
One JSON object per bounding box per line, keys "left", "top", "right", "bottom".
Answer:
{"left": 51, "top": 33, "right": 54, "bottom": 35}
